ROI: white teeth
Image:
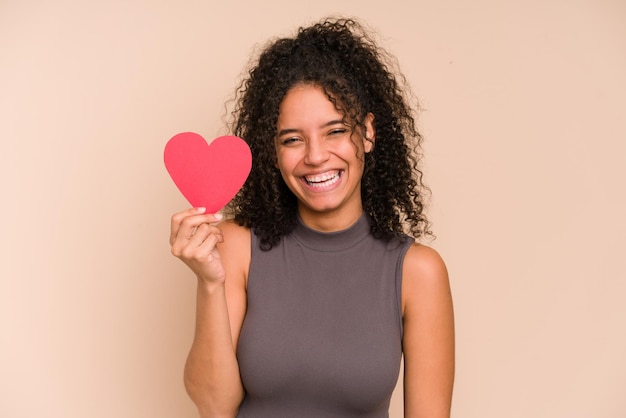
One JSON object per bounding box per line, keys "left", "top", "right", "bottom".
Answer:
{"left": 305, "top": 171, "right": 340, "bottom": 187}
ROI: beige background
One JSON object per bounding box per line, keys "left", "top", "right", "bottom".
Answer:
{"left": 1, "top": 0, "right": 624, "bottom": 417}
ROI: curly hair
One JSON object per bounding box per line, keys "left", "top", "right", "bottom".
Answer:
{"left": 224, "top": 17, "right": 432, "bottom": 250}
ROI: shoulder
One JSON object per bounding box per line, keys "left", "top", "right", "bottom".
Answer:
{"left": 218, "top": 218, "right": 251, "bottom": 242}
{"left": 401, "top": 243, "right": 451, "bottom": 315}
{"left": 403, "top": 243, "right": 448, "bottom": 279}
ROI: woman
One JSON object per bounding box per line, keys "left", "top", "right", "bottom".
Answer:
{"left": 170, "top": 17, "right": 454, "bottom": 418}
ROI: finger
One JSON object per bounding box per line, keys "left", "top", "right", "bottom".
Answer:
{"left": 170, "top": 207, "right": 206, "bottom": 244}
{"left": 170, "top": 209, "right": 224, "bottom": 245}
{"left": 189, "top": 229, "right": 225, "bottom": 261}
{"left": 178, "top": 224, "right": 224, "bottom": 260}
{"left": 181, "top": 214, "right": 224, "bottom": 243}
{"left": 187, "top": 223, "right": 223, "bottom": 249}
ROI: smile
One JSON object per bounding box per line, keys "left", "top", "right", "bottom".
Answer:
{"left": 303, "top": 170, "right": 342, "bottom": 188}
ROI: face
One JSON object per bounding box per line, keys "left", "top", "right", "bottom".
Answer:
{"left": 275, "top": 84, "right": 375, "bottom": 229}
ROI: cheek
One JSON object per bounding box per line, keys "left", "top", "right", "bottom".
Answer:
{"left": 274, "top": 145, "right": 285, "bottom": 169}
{"left": 275, "top": 149, "right": 296, "bottom": 173}
{"left": 338, "top": 140, "right": 366, "bottom": 164}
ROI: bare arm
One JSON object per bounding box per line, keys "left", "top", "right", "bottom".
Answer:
{"left": 401, "top": 244, "right": 455, "bottom": 418}
{"left": 170, "top": 208, "right": 249, "bottom": 418}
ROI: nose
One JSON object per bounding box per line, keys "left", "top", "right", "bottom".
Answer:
{"left": 304, "top": 137, "right": 330, "bottom": 166}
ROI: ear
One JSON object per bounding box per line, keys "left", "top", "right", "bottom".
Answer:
{"left": 363, "top": 112, "right": 375, "bottom": 153}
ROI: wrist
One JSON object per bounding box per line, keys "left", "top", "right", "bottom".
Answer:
{"left": 196, "top": 277, "right": 226, "bottom": 295}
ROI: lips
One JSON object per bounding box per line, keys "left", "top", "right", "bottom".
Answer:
{"left": 303, "top": 170, "right": 341, "bottom": 188}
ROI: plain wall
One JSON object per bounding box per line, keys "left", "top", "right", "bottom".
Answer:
{"left": 1, "top": 0, "right": 624, "bottom": 417}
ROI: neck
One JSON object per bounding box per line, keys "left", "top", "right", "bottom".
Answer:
{"left": 297, "top": 206, "right": 364, "bottom": 233}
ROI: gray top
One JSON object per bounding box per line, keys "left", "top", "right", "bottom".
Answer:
{"left": 236, "top": 214, "right": 413, "bottom": 417}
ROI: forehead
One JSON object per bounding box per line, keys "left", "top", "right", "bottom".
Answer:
{"left": 277, "top": 84, "right": 344, "bottom": 127}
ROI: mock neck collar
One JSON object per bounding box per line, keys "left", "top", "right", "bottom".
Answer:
{"left": 291, "top": 213, "right": 371, "bottom": 251}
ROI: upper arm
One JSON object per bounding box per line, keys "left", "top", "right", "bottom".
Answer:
{"left": 216, "top": 220, "right": 250, "bottom": 350}
{"left": 401, "top": 244, "right": 455, "bottom": 417}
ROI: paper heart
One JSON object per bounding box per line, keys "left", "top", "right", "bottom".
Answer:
{"left": 164, "top": 132, "right": 252, "bottom": 213}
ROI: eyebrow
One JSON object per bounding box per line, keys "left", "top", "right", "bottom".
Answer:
{"left": 277, "top": 119, "right": 346, "bottom": 137}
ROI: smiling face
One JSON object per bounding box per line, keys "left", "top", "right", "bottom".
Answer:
{"left": 275, "top": 84, "right": 375, "bottom": 231}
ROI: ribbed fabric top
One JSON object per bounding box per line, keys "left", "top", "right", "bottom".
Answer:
{"left": 236, "top": 214, "right": 412, "bottom": 418}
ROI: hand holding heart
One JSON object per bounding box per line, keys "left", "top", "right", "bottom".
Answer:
{"left": 165, "top": 132, "right": 252, "bottom": 283}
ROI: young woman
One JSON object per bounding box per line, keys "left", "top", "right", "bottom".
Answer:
{"left": 170, "top": 18, "right": 454, "bottom": 418}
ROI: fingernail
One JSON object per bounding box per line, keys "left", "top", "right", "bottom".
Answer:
{"left": 197, "top": 207, "right": 206, "bottom": 213}
{"left": 214, "top": 213, "right": 223, "bottom": 220}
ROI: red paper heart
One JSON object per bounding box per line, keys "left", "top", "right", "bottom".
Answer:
{"left": 164, "top": 132, "right": 252, "bottom": 213}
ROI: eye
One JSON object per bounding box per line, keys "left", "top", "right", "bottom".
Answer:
{"left": 280, "top": 136, "right": 300, "bottom": 145}
{"left": 329, "top": 128, "right": 347, "bottom": 136}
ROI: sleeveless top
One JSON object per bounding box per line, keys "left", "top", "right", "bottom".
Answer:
{"left": 236, "top": 214, "right": 413, "bottom": 418}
